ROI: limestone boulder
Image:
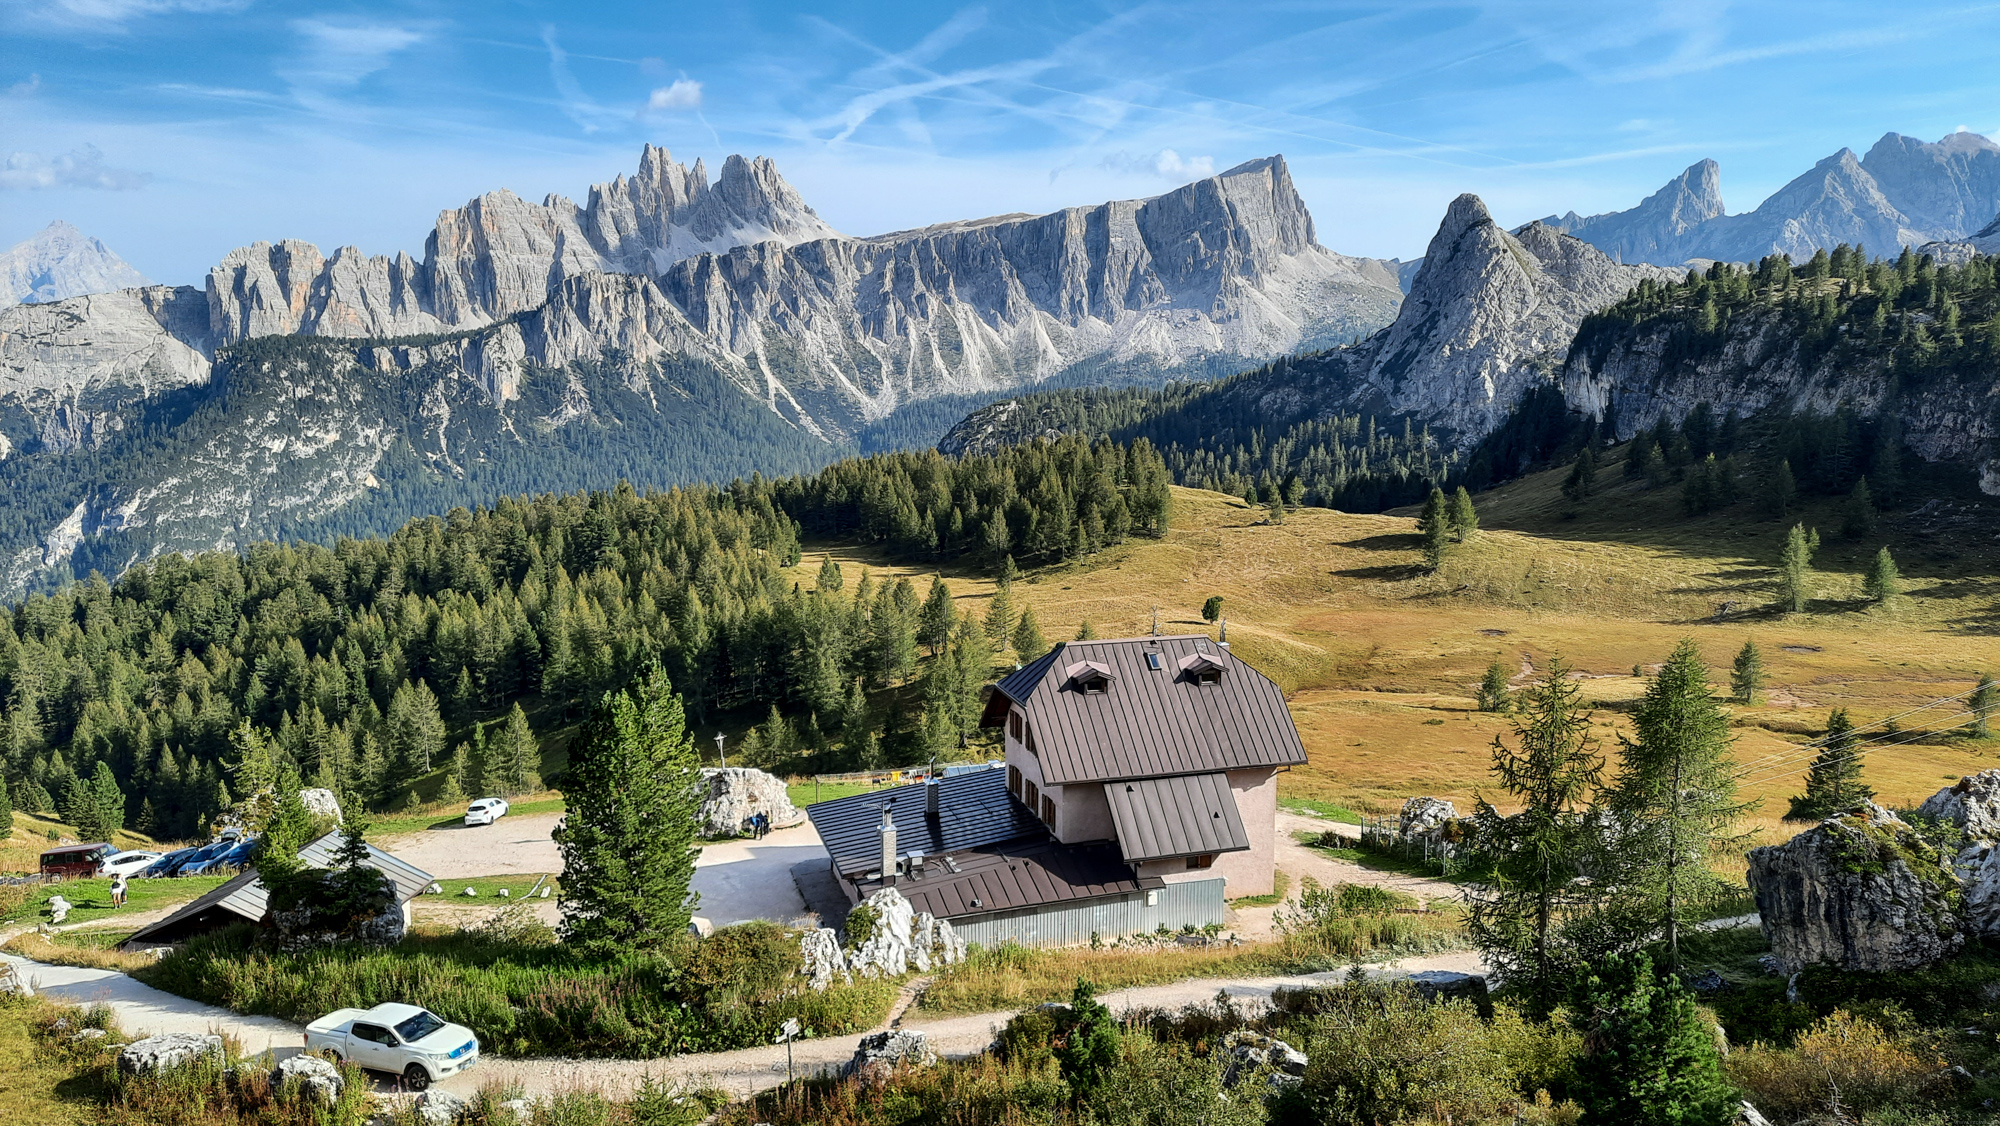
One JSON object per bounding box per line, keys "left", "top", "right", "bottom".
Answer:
{"left": 799, "top": 927, "right": 850, "bottom": 990}
{"left": 697, "top": 767, "right": 803, "bottom": 838}
{"left": 846, "top": 1029, "right": 936, "bottom": 1081}
{"left": 271, "top": 868, "right": 406, "bottom": 952}
{"left": 299, "top": 788, "right": 344, "bottom": 823}
{"left": 1747, "top": 802, "right": 1965, "bottom": 974}
{"left": 845, "top": 886, "right": 967, "bottom": 977}
{"left": 1955, "top": 842, "right": 2000, "bottom": 937}
{"left": 1919, "top": 770, "right": 2000, "bottom": 841}
{"left": 1219, "top": 1029, "right": 1308, "bottom": 1093}
{"left": 1409, "top": 969, "right": 1492, "bottom": 1013}
{"left": 414, "top": 1088, "right": 468, "bottom": 1125}
{"left": 272, "top": 1053, "right": 344, "bottom": 1105}
{"left": 1398, "top": 796, "right": 1458, "bottom": 842}
{"left": 118, "top": 1032, "right": 224, "bottom": 1077}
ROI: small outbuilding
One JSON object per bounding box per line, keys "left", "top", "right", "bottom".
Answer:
{"left": 124, "top": 832, "right": 434, "bottom": 948}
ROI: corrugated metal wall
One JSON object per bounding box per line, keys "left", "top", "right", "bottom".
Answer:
{"left": 951, "top": 878, "right": 1226, "bottom": 948}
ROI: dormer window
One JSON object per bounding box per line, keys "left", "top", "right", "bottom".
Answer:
{"left": 1178, "top": 652, "right": 1227, "bottom": 685}
{"left": 1064, "top": 660, "right": 1115, "bottom": 696}
{"left": 1080, "top": 675, "right": 1108, "bottom": 695}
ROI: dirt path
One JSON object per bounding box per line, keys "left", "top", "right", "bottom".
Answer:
{"left": 1229, "top": 811, "right": 1461, "bottom": 940}
{"left": 1, "top": 952, "right": 304, "bottom": 1056}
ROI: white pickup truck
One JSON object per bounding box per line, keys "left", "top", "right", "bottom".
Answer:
{"left": 303, "top": 1002, "right": 479, "bottom": 1090}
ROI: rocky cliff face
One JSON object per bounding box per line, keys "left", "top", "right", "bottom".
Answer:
{"left": 1, "top": 221, "right": 152, "bottom": 308}
{"left": 0, "top": 285, "right": 211, "bottom": 452}
{"left": 1548, "top": 132, "right": 2000, "bottom": 266}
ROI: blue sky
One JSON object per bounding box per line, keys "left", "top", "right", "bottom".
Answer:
{"left": 6, "top": 0, "right": 2000, "bottom": 285}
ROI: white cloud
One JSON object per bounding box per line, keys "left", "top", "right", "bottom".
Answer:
{"left": 9, "top": 74, "right": 42, "bottom": 97}
{"left": 288, "top": 19, "right": 424, "bottom": 91}
{"left": 1, "top": 144, "right": 149, "bottom": 190}
{"left": 1101, "top": 149, "right": 1216, "bottom": 181}
{"left": 20, "top": 0, "right": 248, "bottom": 29}
{"left": 645, "top": 79, "right": 702, "bottom": 112}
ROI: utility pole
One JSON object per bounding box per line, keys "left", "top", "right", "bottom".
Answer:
{"left": 714, "top": 732, "right": 727, "bottom": 768}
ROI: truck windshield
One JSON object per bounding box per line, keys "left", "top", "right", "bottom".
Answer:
{"left": 394, "top": 1011, "right": 446, "bottom": 1043}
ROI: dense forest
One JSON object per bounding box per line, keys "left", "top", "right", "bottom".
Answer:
{"left": 0, "top": 434, "right": 1169, "bottom": 844}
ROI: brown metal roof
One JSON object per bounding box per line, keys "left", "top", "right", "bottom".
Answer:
{"left": 987, "top": 635, "right": 1308, "bottom": 785}
{"left": 1102, "top": 773, "right": 1250, "bottom": 863}
{"left": 846, "top": 836, "right": 1159, "bottom": 920}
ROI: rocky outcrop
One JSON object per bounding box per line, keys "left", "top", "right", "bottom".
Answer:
{"left": 413, "top": 1088, "right": 469, "bottom": 1125}
{"left": 299, "top": 788, "right": 343, "bottom": 823}
{"left": 270, "top": 867, "right": 406, "bottom": 952}
{"left": 272, "top": 1053, "right": 344, "bottom": 1105}
{"left": 697, "top": 767, "right": 802, "bottom": 837}
{"left": 1541, "top": 160, "right": 1727, "bottom": 266}
{"left": 117, "top": 1032, "right": 224, "bottom": 1076}
{"left": 846, "top": 1029, "right": 936, "bottom": 1080}
{"left": 1955, "top": 842, "right": 2000, "bottom": 938}
{"left": 1398, "top": 796, "right": 1458, "bottom": 841}
{"left": 0, "top": 285, "right": 212, "bottom": 451}
{"left": 2, "top": 221, "right": 152, "bottom": 308}
{"left": 799, "top": 927, "right": 850, "bottom": 990}
{"left": 845, "top": 886, "right": 968, "bottom": 977}
{"left": 1219, "top": 1029, "right": 1308, "bottom": 1092}
{"left": 1918, "top": 771, "right": 2000, "bottom": 840}
{"left": 1746, "top": 803, "right": 1965, "bottom": 974}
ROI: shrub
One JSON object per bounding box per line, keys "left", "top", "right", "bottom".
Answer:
{"left": 1053, "top": 980, "right": 1121, "bottom": 1102}
{"left": 1727, "top": 1010, "right": 1946, "bottom": 1123}
{"left": 994, "top": 1007, "right": 1059, "bottom": 1066}
{"left": 1084, "top": 1033, "right": 1264, "bottom": 1126}
{"left": 1568, "top": 952, "right": 1734, "bottom": 1126}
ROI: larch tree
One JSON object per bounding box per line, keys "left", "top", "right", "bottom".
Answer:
{"left": 1449, "top": 486, "right": 1479, "bottom": 541}
{"left": 1476, "top": 658, "right": 1512, "bottom": 712}
{"left": 1605, "top": 639, "right": 1753, "bottom": 968}
{"left": 1012, "top": 606, "right": 1049, "bottom": 662}
{"left": 1466, "top": 656, "right": 1605, "bottom": 1019}
{"left": 1972, "top": 673, "right": 1998, "bottom": 738}
{"left": 982, "top": 586, "right": 1015, "bottom": 650}
{"left": 1863, "top": 546, "right": 1902, "bottom": 603}
{"left": 1417, "top": 487, "right": 1450, "bottom": 570}
{"left": 1776, "top": 524, "right": 1815, "bottom": 613}
{"left": 917, "top": 576, "right": 956, "bottom": 657}
{"left": 553, "top": 664, "right": 703, "bottom": 950}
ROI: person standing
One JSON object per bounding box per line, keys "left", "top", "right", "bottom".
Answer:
{"left": 110, "top": 871, "right": 128, "bottom": 909}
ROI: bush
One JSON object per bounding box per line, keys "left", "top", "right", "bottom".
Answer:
{"left": 1727, "top": 1010, "right": 1947, "bottom": 1123}
{"left": 1568, "top": 952, "right": 1734, "bottom": 1126}
{"left": 1084, "top": 1033, "right": 1264, "bottom": 1126}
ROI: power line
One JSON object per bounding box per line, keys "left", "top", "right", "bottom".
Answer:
{"left": 1736, "top": 710, "right": 1980, "bottom": 789}
{"left": 1727, "top": 687, "right": 1979, "bottom": 775}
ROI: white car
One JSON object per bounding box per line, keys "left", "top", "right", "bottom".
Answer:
{"left": 304, "top": 1002, "right": 479, "bottom": 1090}
{"left": 99, "top": 850, "right": 162, "bottom": 879}
{"left": 464, "top": 798, "right": 510, "bottom": 826}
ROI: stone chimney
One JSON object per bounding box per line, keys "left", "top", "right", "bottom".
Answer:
{"left": 879, "top": 804, "right": 898, "bottom": 886}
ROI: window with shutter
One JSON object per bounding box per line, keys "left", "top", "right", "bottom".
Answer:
{"left": 1007, "top": 765, "right": 1022, "bottom": 798}
{"left": 1041, "top": 795, "right": 1056, "bottom": 824}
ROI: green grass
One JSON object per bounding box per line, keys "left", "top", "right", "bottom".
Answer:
{"left": 1229, "top": 869, "right": 1291, "bottom": 907}
{"left": 433, "top": 873, "right": 560, "bottom": 899}
{"left": 0, "top": 999, "right": 87, "bottom": 1125}
{"left": 787, "top": 780, "right": 886, "bottom": 809}
{"left": 366, "top": 794, "right": 566, "bottom": 838}
{"left": 1279, "top": 797, "right": 1364, "bottom": 824}
{"left": 1294, "top": 831, "right": 1473, "bottom": 884}
{"left": 0, "top": 875, "right": 229, "bottom": 927}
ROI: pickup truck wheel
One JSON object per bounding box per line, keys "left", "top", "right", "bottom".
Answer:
{"left": 403, "top": 1063, "right": 431, "bottom": 1091}
{"left": 319, "top": 1048, "right": 342, "bottom": 1063}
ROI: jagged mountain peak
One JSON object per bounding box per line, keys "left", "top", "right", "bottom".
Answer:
{"left": 2, "top": 220, "right": 153, "bottom": 308}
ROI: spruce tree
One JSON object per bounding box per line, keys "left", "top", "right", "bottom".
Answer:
{"left": 1075, "top": 619, "right": 1098, "bottom": 641}
{"left": 917, "top": 576, "right": 955, "bottom": 656}
{"left": 62, "top": 775, "right": 101, "bottom": 841}
{"left": 1729, "top": 640, "right": 1765, "bottom": 704}
{"left": 553, "top": 664, "right": 703, "bottom": 950}
{"left": 815, "top": 556, "right": 844, "bottom": 593}
{"left": 437, "top": 746, "right": 467, "bottom": 806}
{"left": 1201, "top": 596, "right": 1224, "bottom": 624}
{"left": 1624, "top": 439, "right": 1653, "bottom": 480}
{"left": 90, "top": 761, "right": 125, "bottom": 838}
{"left": 1863, "top": 546, "right": 1902, "bottom": 603}
{"left": 1417, "top": 486, "right": 1450, "bottom": 570}
{"left": 1606, "top": 639, "right": 1751, "bottom": 967}
{"left": 1562, "top": 447, "right": 1598, "bottom": 504}
{"left": 1012, "top": 607, "right": 1049, "bottom": 662}
{"left": 982, "top": 586, "right": 1015, "bottom": 649}
{"left": 1842, "top": 475, "right": 1877, "bottom": 539}
{"left": 1449, "top": 485, "right": 1479, "bottom": 541}
{"left": 1788, "top": 707, "right": 1873, "bottom": 820}
{"left": 1266, "top": 493, "right": 1286, "bottom": 524}
{"left": 1476, "top": 658, "right": 1512, "bottom": 712}
{"left": 1569, "top": 952, "right": 1734, "bottom": 1126}
{"left": 1776, "top": 524, "right": 1814, "bottom": 613}
{"left": 1467, "top": 656, "right": 1605, "bottom": 1018}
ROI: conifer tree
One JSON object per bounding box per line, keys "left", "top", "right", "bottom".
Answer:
{"left": 437, "top": 746, "right": 467, "bottom": 806}
{"left": 982, "top": 586, "right": 1015, "bottom": 650}
{"left": 1624, "top": 439, "right": 1654, "bottom": 480}
{"left": 917, "top": 576, "right": 955, "bottom": 656}
{"left": 1561, "top": 447, "right": 1598, "bottom": 504}
{"left": 1776, "top": 524, "right": 1815, "bottom": 613}
{"left": 387, "top": 679, "right": 446, "bottom": 777}
{"left": 90, "top": 761, "right": 125, "bottom": 838}
{"left": 1729, "top": 640, "right": 1765, "bottom": 704}
{"left": 1266, "top": 492, "right": 1286, "bottom": 524}
{"left": 0, "top": 779, "right": 13, "bottom": 834}
{"left": 1842, "top": 475, "right": 1877, "bottom": 539}
{"left": 1467, "top": 656, "right": 1603, "bottom": 1018}
{"left": 1417, "top": 486, "right": 1450, "bottom": 570}
{"left": 61, "top": 775, "right": 101, "bottom": 841}
{"left": 1606, "top": 639, "right": 1751, "bottom": 967}
{"left": 553, "top": 664, "right": 703, "bottom": 950}
{"left": 1448, "top": 486, "right": 1479, "bottom": 541}
{"left": 1788, "top": 707, "right": 1873, "bottom": 820}
{"left": 1012, "top": 607, "right": 1049, "bottom": 662}
{"left": 1075, "top": 619, "right": 1098, "bottom": 641}
{"left": 1766, "top": 460, "right": 1798, "bottom": 519}
{"left": 1201, "top": 596, "right": 1224, "bottom": 624}
{"left": 1863, "top": 546, "right": 1902, "bottom": 603}
{"left": 1569, "top": 952, "right": 1734, "bottom": 1125}
{"left": 1973, "top": 673, "right": 1998, "bottom": 738}
{"left": 1476, "top": 658, "right": 1512, "bottom": 712}
{"left": 815, "top": 556, "right": 844, "bottom": 593}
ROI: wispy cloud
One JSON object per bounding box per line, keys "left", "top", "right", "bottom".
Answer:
{"left": 1, "top": 143, "right": 149, "bottom": 190}
{"left": 286, "top": 19, "right": 424, "bottom": 91}
{"left": 1101, "top": 148, "right": 1214, "bottom": 180}
{"left": 17, "top": 0, "right": 248, "bottom": 30}
{"left": 542, "top": 25, "right": 620, "bottom": 134}
{"left": 644, "top": 80, "right": 702, "bottom": 113}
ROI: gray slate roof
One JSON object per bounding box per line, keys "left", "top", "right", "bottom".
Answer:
{"left": 807, "top": 767, "right": 1039, "bottom": 879}
{"left": 127, "top": 831, "right": 435, "bottom": 946}
{"left": 987, "top": 636, "right": 1308, "bottom": 786}
{"left": 845, "top": 836, "right": 1158, "bottom": 920}
{"left": 1102, "top": 773, "right": 1250, "bottom": 862}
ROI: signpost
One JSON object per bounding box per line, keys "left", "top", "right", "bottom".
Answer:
{"left": 775, "top": 1017, "right": 801, "bottom": 1083}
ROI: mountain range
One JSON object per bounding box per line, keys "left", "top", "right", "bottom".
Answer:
{"left": 1542, "top": 131, "right": 2000, "bottom": 266}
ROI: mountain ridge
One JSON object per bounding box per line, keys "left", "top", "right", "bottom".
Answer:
{"left": 1, "top": 221, "right": 152, "bottom": 308}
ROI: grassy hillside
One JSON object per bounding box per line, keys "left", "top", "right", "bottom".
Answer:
{"left": 793, "top": 468, "right": 2000, "bottom": 862}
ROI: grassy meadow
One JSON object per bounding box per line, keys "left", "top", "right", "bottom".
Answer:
{"left": 791, "top": 454, "right": 2000, "bottom": 867}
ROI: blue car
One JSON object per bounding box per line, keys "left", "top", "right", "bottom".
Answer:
{"left": 140, "top": 846, "right": 201, "bottom": 878}
{"left": 157, "top": 840, "right": 233, "bottom": 878}
{"left": 182, "top": 836, "right": 257, "bottom": 876}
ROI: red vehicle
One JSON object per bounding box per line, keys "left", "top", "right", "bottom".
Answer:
{"left": 39, "top": 843, "right": 114, "bottom": 881}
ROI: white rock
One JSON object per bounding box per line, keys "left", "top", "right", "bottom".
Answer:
{"left": 845, "top": 887, "right": 967, "bottom": 977}
{"left": 46, "top": 895, "right": 71, "bottom": 925}
{"left": 413, "top": 1087, "right": 468, "bottom": 1125}
{"left": 461, "top": 886, "right": 478, "bottom": 897}
{"left": 1920, "top": 771, "right": 2000, "bottom": 842}
{"left": 688, "top": 916, "right": 714, "bottom": 938}
{"left": 846, "top": 1029, "right": 936, "bottom": 1080}
{"left": 1398, "top": 796, "right": 1458, "bottom": 841}
{"left": 273, "top": 1053, "right": 344, "bottom": 1105}
{"left": 298, "top": 788, "right": 344, "bottom": 823}
{"left": 698, "top": 768, "right": 804, "bottom": 838}
{"left": 117, "top": 1032, "right": 223, "bottom": 1076}
{"left": 799, "top": 927, "right": 850, "bottom": 990}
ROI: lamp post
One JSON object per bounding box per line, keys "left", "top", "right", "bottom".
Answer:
{"left": 714, "top": 732, "right": 727, "bottom": 768}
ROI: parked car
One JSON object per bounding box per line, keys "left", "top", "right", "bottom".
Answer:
{"left": 182, "top": 836, "right": 257, "bottom": 876}
{"left": 464, "top": 798, "right": 510, "bottom": 827}
{"left": 139, "top": 847, "right": 201, "bottom": 878}
{"left": 154, "top": 839, "right": 233, "bottom": 878}
{"left": 38, "top": 843, "right": 115, "bottom": 881}
{"left": 304, "top": 1003, "right": 478, "bottom": 1090}
{"left": 99, "top": 850, "right": 163, "bottom": 879}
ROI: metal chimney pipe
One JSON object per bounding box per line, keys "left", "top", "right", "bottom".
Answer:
{"left": 925, "top": 776, "right": 941, "bottom": 820}
{"left": 879, "top": 804, "right": 898, "bottom": 886}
